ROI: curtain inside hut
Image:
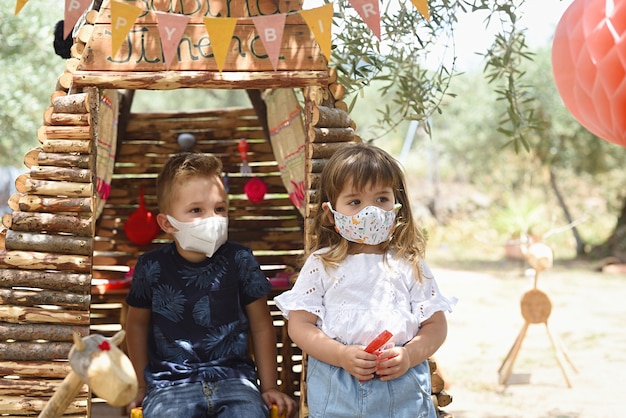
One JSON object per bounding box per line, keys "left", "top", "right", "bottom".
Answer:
{"left": 264, "top": 88, "right": 306, "bottom": 216}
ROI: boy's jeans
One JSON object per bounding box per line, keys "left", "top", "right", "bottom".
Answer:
{"left": 142, "top": 378, "right": 267, "bottom": 417}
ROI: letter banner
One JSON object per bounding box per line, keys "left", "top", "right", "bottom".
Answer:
{"left": 14, "top": 0, "right": 29, "bottom": 15}
{"left": 347, "top": 0, "right": 380, "bottom": 40}
{"left": 155, "top": 11, "right": 190, "bottom": 70}
{"left": 252, "top": 14, "right": 287, "bottom": 70}
{"left": 110, "top": 0, "right": 143, "bottom": 57}
{"left": 410, "top": 0, "right": 430, "bottom": 21}
{"left": 301, "top": 3, "right": 334, "bottom": 62}
{"left": 203, "top": 17, "right": 237, "bottom": 72}
{"left": 64, "top": 0, "right": 91, "bottom": 38}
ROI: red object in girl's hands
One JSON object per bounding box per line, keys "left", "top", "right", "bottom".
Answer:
{"left": 364, "top": 330, "right": 393, "bottom": 353}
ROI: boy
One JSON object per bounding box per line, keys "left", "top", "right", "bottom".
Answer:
{"left": 125, "top": 152, "right": 297, "bottom": 417}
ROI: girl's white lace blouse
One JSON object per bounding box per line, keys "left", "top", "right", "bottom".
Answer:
{"left": 274, "top": 250, "right": 457, "bottom": 347}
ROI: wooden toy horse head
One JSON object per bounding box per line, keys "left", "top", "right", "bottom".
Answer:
{"left": 69, "top": 330, "right": 137, "bottom": 407}
{"left": 38, "top": 330, "right": 137, "bottom": 418}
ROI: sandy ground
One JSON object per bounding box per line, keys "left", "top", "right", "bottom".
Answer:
{"left": 432, "top": 262, "right": 626, "bottom": 418}
{"left": 92, "top": 260, "right": 626, "bottom": 418}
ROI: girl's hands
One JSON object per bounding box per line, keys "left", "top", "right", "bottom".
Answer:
{"left": 339, "top": 345, "right": 379, "bottom": 381}
{"left": 373, "top": 346, "right": 411, "bottom": 381}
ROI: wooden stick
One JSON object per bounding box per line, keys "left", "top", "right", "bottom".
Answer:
{"left": 0, "top": 342, "right": 74, "bottom": 361}
{"left": 0, "top": 361, "right": 72, "bottom": 379}
{"left": 308, "top": 127, "right": 355, "bottom": 143}
{"left": 0, "top": 306, "right": 89, "bottom": 326}
{"left": 30, "top": 166, "right": 91, "bottom": 183}
{"left": 14, "top": 195, "right": 93, "bottom": 213}
{"left": 0, "top": 396, "right": 86, "bottom": 416}
{"left": 311, "top": 105, "right": 353, "bottom": 128}
{"left": 0, "top": 287, "right": 90, "bottom": 309}
{"left": 15, "top": 174, "right": 93, "bottom": 197}
{"left": 0, "top": 251, "right": 91, "bottom": 272}
{"left": 72, "top": 70, "right": 329, "bottom": 90}
{"left": 52, "top": 93, "right": 90, "bottom": 114}
{"left": 0, "top": 322, "right": 89, "bottom": 342}
{"left": 40, "top": 139, "right": 92, "bottom": 154}
{"left": 10, "top": 211, "right": 93, "bottom": 237}
{"left": 0, "top": 269, "right": 91, "bottom": 292}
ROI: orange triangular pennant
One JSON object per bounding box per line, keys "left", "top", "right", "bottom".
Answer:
{"left": 14, "top": 0, "right": 29, "bottom": 15}
{"left": 154, "top": 11, "right": 190, "bottom": 70}
{"left": 300, "top": 3, "right": 333, "bottom": 62}
{"left": 64, "top": 0, "right": 92, "bottom": 39}
{"left": 347, "top": 0, "right": 380, "bottom": 40}
{"left": 203, "top": 17, "right": 237, "bottom": 72}
{"left": 110, "top": 0, "right": 142, "bottom": 58}
{"left": 252, "top": 14, "right": 286, "bottom": 70}
{"left": 410, "top": 0, "right": 430, "bottom": 21}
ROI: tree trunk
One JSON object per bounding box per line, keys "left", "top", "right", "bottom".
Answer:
{"left": 588, "top": 195, "right": 626, "bottom": 261}
{"left": 549, "top": 168, "right": 586, "bottom": 256}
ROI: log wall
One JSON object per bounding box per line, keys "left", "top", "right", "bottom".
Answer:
{"left": 0, "top": 88, "right": 97, "bottom": 417}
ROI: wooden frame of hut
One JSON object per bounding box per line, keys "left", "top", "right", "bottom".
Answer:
{"left": 1, "top": 1, "right": 452, "bottom": 417}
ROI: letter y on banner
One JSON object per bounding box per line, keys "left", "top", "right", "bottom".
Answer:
{"left": 155, "top": 11, "right": 190, "bottom": 70}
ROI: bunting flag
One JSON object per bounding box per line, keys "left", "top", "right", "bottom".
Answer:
{"left": 110, "top": 0, "right": 143, "bottom": 57}
{"left": 410, "top": 0, "right": 430, "bottom": 21}
{"left": 155, "top": 11, "right": 190, "bottom": 70}
{"left": 203, "top": 17, "right": 237, "bottom": 72}
{"left": 301, "top": 3, "right": 334, "bottom": 61}
{"left": 48, "top": 0, "right": 430, "bottom": 68}
{"left": 64, "top": 0, "right": 91, "bottom": 38}
{"left": 253, "top": 14, "right": 287, "bottom": 71}
{"left": 347, "top": 0, "right": 380, "bottom": 40}
{"left": 14, "top": 0, "right": 29, "bottom": 15}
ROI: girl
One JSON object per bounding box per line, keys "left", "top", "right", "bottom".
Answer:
{"left": 275, "top": 143, "right": 456, "bottom": 418}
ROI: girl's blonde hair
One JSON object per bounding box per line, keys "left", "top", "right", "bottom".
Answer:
{"left": 156, "top": 152, "right": 223, "bottom": 214}
{"left": 307, "top": 142, "right": 427, "bottom": 281}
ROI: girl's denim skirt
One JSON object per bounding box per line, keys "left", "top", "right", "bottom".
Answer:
{"left": 306, "top": 355, "right": 437, "bottom": 418}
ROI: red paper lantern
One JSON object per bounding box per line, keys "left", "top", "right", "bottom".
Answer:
{"left": 124, "top": 188, "right": 160, "bottom": 245}
{"left": 244, "top": 177, "right": 267, "bottom": 203}
{"left": 552, "top": 0, "right": 626, "bottom": 147}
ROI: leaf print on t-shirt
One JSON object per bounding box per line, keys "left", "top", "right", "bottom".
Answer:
{"left": 153, "top": 325, "right": 199, "bottom": 364}
{"left": 201, "top": 321, "right": 249, "bottom": 361}
{"left": 192, "top": 296, "right": 212, "bottom": 328}
{"left": 130, "top": 258, "right": 160, "bottom": 300}
{"left": 154, "top": 284, "right": 186, "bottom": 323}
{"left": 181, "top": 254, "right": 228, "bottom": 289}
{"left": 235, "top": 250, "right": 268, "bottom": 296}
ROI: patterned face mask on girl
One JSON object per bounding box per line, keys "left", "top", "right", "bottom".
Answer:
{"left": 326, "top": 203, "right": 401, "bottom": 245}
{"left": 166, "top": 215, "right": 228, "bottom": 257}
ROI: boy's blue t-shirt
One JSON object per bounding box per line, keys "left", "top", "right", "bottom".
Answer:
{"left": 125, "top": 241, "right": 272, "bottom": 389}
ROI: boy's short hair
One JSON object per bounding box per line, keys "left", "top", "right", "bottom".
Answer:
{"left": 157, "top": 152, "right": 223, "bottom": 213}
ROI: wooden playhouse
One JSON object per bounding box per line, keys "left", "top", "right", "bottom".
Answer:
{"left": 0, "top": 1, "right": 452, "bottom": 416}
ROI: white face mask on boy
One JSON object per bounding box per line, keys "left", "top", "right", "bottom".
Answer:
{"left": 327, "top": 203, "right": 401, "bottom": 245}
{"left": 166, "top": 215, "right": 228, "bottom": 257}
